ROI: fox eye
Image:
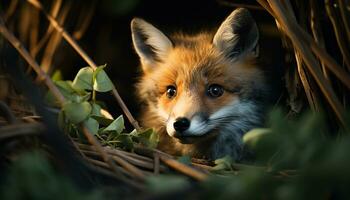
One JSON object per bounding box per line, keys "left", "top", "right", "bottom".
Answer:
{"left": 166, "top": 85, "right": 177, "bottom": 99}
{"left": 207, "top": 84, "right": 224, "bottom": 98}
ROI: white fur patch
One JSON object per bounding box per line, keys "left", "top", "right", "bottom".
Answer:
{"left": 190, "top": 100, "right": 257, "bottom": 135}
{"left": 166, "top": 117, "right": 176, "bottom": 137}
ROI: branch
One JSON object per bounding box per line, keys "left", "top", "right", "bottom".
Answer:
{"left": 325, "top": 0, "right": 350, "bottom": 70}
{"left": 0, "top": 19, "right": 66, "bottom": 104}
{"left": 259, "top": 0, "right": 347, "bottom": 126}
{"left": 0, "top": 17, "right": 131, "bottom": 181}
{"left": 25, "top": 0, "right": 140, "bottom": 130}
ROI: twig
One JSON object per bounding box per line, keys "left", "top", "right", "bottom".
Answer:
{"left": 0, "top": 101, "right": 17, "bottom": 123}
{"left": 79, "top": 144, "right": 167, "bottom": 171}
{"left": 310, "top": 0, "right": 329, "bottom": 80}
{"left": 325, "top": 0, "right": 350, "bottom": 70}
{"left": 112, "top": 155, "right": 146, "bottom": 180}
{"left": 86, "top": 162, "right": 145, "bottom": 190}
{"left": 21, "top": 115, "right": 41, "bottom": 123}
{"left": 290, "top": 2, "right": 319, "bottom": 111}
{"left": 153, "top": 152, "right": 160, "bottom": 174}
{"left": 39, "top": 1, "right": 71, "bottom": 74}
{"left": 134, "top": 146, "right": 208, "bottom": 180}
{"left": 337, "top": 0, "right": 350, "bottom": 44}
{"left": 82, "top": 126, "right": 125, "bottom": 177}
{"left": 69, "top": 137, "right": 89, "bottom": 160}
{"left": 30, "top": 0, "right": 63, "bottom": 58}
{"left": 73, "top": 1, "right": 96, "bottom": 39}
{"left": 0, "top": 123, "right": 44, "bottom": 140}
{"left": 264, "top": 0, "right": 346, "bottom": 126}
{"left": 295, "top": 52, "right": 319, "bottom": 111}
{"left": 25, "top": 0, "right": 140, "bottom": 130}
{"left": 80, "top": 145, "right": 148, "bottom": 180}
{"left": 0, "top": 18, "right": 66, "bottom": 104}
{"left": 4, "top": 0, "right": 19, "bottom": 22}
{"left": 78, "top": 143, "right": 154, "bottom": 163}
{"left": 158, "top": 153, "right": 208, "bottom": 181}
{"left": 0, "top": 18, "right": 129, "bottom": 181}
{"left": 258, "top": 0, "right": 350, "bottom": 90}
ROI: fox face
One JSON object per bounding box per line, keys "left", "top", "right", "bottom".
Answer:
{"left": 131, "top": 8, "right": 268, "bottom": 160}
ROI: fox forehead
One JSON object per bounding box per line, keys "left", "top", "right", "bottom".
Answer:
{"left": 149, "top": 35, "right": 262, "bottom": 92}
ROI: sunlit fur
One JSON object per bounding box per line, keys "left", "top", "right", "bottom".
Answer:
{"left": 133, "top": 9, "right": 268, "bottom": 160}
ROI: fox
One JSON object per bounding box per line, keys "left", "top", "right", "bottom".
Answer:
{"left": 130, "top": 8, "right": 268, "bottom": 161}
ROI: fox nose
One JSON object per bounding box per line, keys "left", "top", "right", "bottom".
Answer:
{"left": 173, "top": 117, "right": 190, "bottom": 132}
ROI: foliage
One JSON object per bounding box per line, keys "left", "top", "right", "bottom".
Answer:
{"left": 0, "top": 152, "right": 102, "bottom": 200}
{"left": 46, "top": 66, "right": 159, "bottom": 151}
{"left": 145, "top": 110, "right": 350, "bottom": 199}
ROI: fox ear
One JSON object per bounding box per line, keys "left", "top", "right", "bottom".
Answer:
{"left": 213, "top": 8, "right": 259, "bottom": 59}
{"left": 131, "top": 18, "right": 173, "bottom": 71}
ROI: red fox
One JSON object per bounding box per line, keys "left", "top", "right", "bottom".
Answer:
{"left": 131, "top": 8, "right": 268, "bottom": 160}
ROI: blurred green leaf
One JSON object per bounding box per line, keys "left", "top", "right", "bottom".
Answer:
{"left": 91, "top": 102, "right": 102, "bottom": 116}
{"left": 52, "top": 70, "right": 63, "bottom": 81}
{"left": 51, "top": 80, "right": 90, "bottom": 103}
{"left": 83, "top": 117, "right": 99, "bottom": 135}
{"left": 136, "top": 128, "right": 159, "bottom": 148}
{"left": 243, "top": 128, "right": 271, "bottom": 148}
{"left": 146, "top": 175, "right": 190, "bottom": 194}
{"left": 115, "top": 134, "right": 133, "bottom": 150}
{"left": 213, "top": 156, "right": 233, "bottom": 171}
{"left": 91, "top": 115, "right": 114, "bottom": 126}
{"left": 0, "top": 151, "right": 102, "bottom": 200}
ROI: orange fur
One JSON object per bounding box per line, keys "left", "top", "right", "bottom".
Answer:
{"left": 132, "top": 8, "right": 268, "bottom": 160}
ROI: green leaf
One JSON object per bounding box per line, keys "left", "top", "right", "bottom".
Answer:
{"left": 138, "top": 128, "right": 159, "bottom": 148}
{"left": 102, "top": 115, "right": 124, "bottom": 134}
{"left": 129, "top": 129, "right": 138, "bottom": 137}
{"left": 137, "top": 128, "right": 153, "bottom": 138}
{"left": 72, "top": 67, "right": 93, "bottom": 91}
{"left": 131, "top": 128, "right": 159, "bottom": 148}
{"left": 146, "top": 175, "right": 190, "bottom": 194}
{"left": 45, "top": 91, "right": 60, "bottom": 107}
{"left": 243, "top": 128, "right": 271, "bottom": 148}
{"left": 77, "top": 92, "right": 91, "bottom": 102}
{"left": 91, "top": 103, "right": 102, "bottom": 116}
{"left": 52, "top": 70, "right": 63, "bottom": 81}
{"left": 63, "top": 102, "right": 92, "bottom": 124}
{"left": 91, "top": 115, "right": 114, "bottom": 126}
{"left": 115, "top": 134, "right": 133, "bottom": 150}
{"left": 54, "top": 80, "right": 90, "bottom": 103}
{"left": 56, "top": 80, "right": 75, "bottom": 93}
{"left": 93, "top": 65, "right": 114, "bottom": 92}
{"left": 83, "top": 117, "right": 99, "bottom": 135}
{"left": 212, "top": 156, "right": 233, "bottom": 171}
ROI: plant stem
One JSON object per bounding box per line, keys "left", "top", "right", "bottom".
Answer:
{"left": 259, "top": 0, "right": 346, "bottom": 126}
{"left": 0, "top": 19, "right": 65, "bottom": 104}
{"left": 25, "top": 0, "right": 140, "bottom": 130}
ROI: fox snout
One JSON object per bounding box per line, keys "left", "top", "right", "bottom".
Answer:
{"left": 166, "top": 111, "right": 211, "bottom": 140}
{"left": 173, "top": 117, "right": 191, "bottom": 133}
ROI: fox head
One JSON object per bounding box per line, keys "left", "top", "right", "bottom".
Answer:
{"left": 131, "top": 8, "right": 266, "bottom": 149}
